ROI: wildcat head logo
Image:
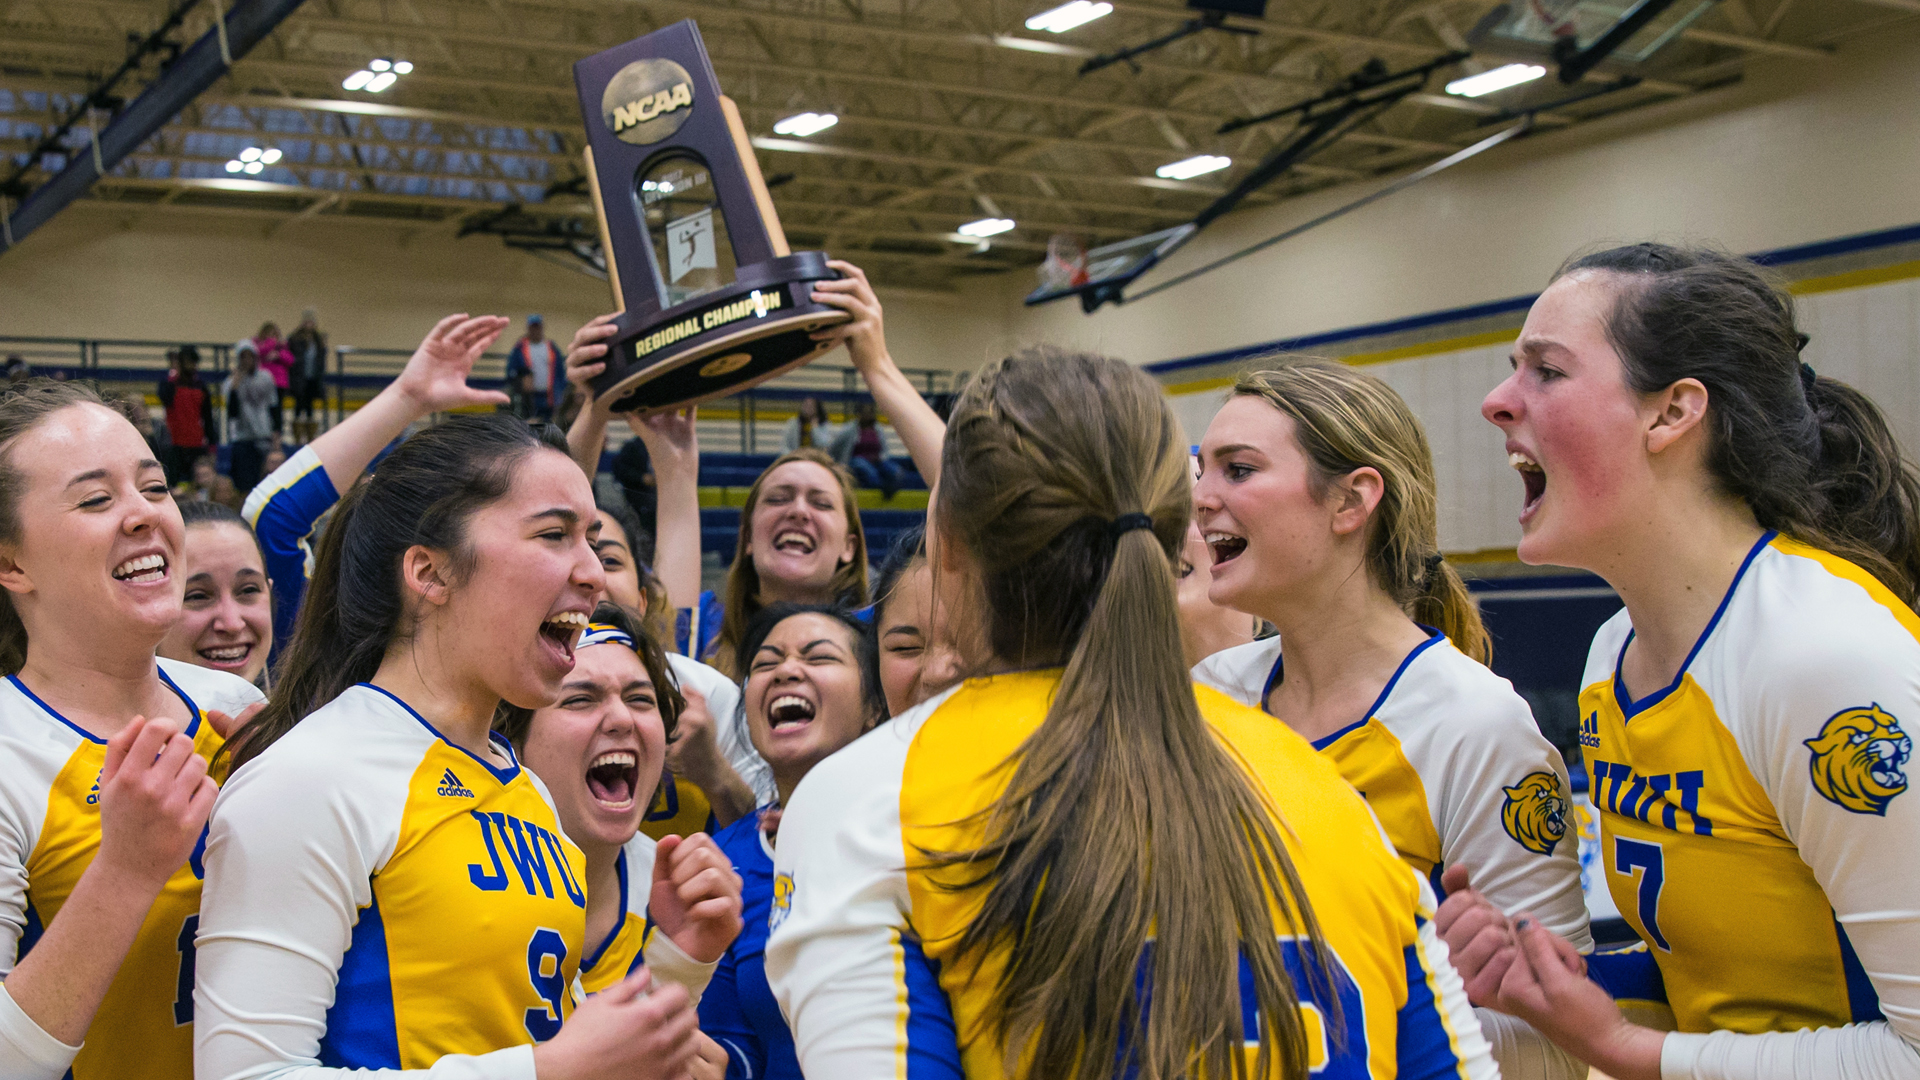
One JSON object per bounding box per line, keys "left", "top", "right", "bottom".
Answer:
{"left": 1501, "top": 771, "right": 1569, "bottom": 855}
{"left": 769, "top": 872, "right": 794, "bottom": 933}
{"left": 1806, "top": 704, "right": 1911, "bottom": 816}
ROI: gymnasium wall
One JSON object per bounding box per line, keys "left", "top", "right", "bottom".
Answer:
{"left": 0, "top": 204, "right": 996, "bottom": 374}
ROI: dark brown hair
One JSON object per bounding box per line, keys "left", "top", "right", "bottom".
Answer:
{"left": 228, "top": 414, "right": 572, "bottom": 770}
{"left": 931, "top": 347, "right": 1331, "bottom": 1080}
{"left": 1564, "top": 243, "right": 1920, "bottom": 604}
{"left": 493, "top": 601, "right": 684, "bottom": 750}
{"left": 712, "top": 447, "right": 868, "bottom": 676}
{"left": 0, "top": 380, "right": 115, "bottom": 673}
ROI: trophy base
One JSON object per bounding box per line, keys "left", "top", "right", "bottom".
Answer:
{"left": 591, "top": 251, "right": 852, "bottom": 415}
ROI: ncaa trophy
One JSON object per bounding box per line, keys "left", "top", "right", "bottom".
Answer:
{"left": 573, "top": 20, "right": 849, "bottom": 414}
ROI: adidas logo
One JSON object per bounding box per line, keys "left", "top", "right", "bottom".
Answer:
{"left": 436, "top": 768, "right": 475, "bottom": 799}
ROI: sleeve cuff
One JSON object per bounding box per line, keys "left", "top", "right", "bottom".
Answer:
{"left": 0, "top": 982, "right": 82, "bottom": 1077}
{"left": 1660, "top": 1031, "right": 1705, "bottom": 1080}
{"left": 643, "top": 928, "right": 718, "bottom": 1008}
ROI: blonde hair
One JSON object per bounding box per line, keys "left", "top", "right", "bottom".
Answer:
{"left": 711, "top": 448, "right": 868, "bottom": 676}
{"left": 1233, "top": 359, "right": 1490, "bottom": 663}
{"left": 931, "top": 347, "right": 1332, "bottom": 1080}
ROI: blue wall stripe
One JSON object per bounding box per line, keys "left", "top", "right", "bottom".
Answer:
{"left": 1147, "top": 218, "right": 1920, "bottom": 378}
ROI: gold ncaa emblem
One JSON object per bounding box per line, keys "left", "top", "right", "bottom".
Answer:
{"left": 700, "top": 352, "right": 753, "bottom": 379}
{"left": 601, "top": 59, "right": 695, "bottom": 146}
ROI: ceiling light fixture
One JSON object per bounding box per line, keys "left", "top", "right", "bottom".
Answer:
{"left": 345, "top": 59, "right": 411, "bottom": 92}
{"left": 1156, "top": 154, "right": 1231, "bottom": 180}
{"left": 239, "top": 147, "right": 262, "bottom": 163}
{"left": 1026, "top": 1, "right": 1113, "bottom": 33}
{"left": 1445, "top": 63, "right": 1546, "bottom": 98}
{"left": 243, "top": 161, "right": 264, "bottom": 174}
{"left": 224, "top": 160, "right": 243, "bottom": 173}
{"left": 259, "top": 148, "right": 282, "bottom": 164}
{"left": 957, "top": 217, "right": 1016, "bottom": 238}
{"left": 772, "top": 112, "right": 839, "bottom": 138}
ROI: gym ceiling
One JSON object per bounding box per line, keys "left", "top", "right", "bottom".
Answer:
{"left": 0, "top": 0, "right": 1910, "bottom": 291}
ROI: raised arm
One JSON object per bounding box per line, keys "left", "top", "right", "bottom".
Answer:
{"left": 809, "top": 261, "right": 947, "bottom": 487}
{"left": 631, "top": 408, "right": 702, "bottom": 615}
{"left": 562, "top": 314, "right": 623, "bottom": 477}
{"left": 308, "top": 314, "right": 511, "bottom": 493}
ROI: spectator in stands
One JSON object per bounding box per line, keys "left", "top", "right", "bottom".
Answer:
{"left": 243, "top": 313, "right": 511, "bottom": 661}
{"left": 285, "top": 309, "right": 327, "bottom": 445}
{"left": 779, "top": 396, "right": 852, "bottom": 461}
{"left": 223, "top": 341, "right": 280, "bottom": 494}
{"left": 158, "top": 345, "right": 215, "bottom": 484}
{"left": 612, "top": 430, "right": 656, "bottom": 534}
{"left": 845, "top": 400, "right": 899, "bottom": 500}
{"left": 180, "top": 453, "right": 244, "bottom": 511}
{"left": 505, "top": 313, "right": 563, "bottom": 420}
{"left": 250, "top": 322, "right": 294, "bottom": 407}
{"left": 4, "top": 356, "right": 27, "bottom": 388}
{"left": 261, "top": 444, "right": 285, "bottom": 477}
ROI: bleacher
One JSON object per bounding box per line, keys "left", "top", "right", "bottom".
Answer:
{"left": 0, "top": 333, "right": 957, "bottom": 568}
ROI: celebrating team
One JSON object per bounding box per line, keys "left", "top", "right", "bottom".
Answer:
{"left": 0, "top": 244, "right": 1914, "bottom": 1080}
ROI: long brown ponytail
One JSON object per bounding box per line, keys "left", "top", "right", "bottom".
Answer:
{"left": 1233, "top": 360, "right": 1491, "bottom": 664}
{"left": 932, "top": 347, "right": 1331, "bottom": 1080}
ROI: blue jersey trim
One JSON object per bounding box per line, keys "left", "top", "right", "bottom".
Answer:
{"left": 1395, "top": 922, "right": 1464, "bottom": 1080}
{"left": 318, "top": 893, "right": 401, "bottom": 1069}
{"left": 1836, "top": 919, "right": 1885, "bottom": 1024}
{"left": 1310, "top": 628, "right": 1444, "bottom": 751}
{"left": 582, "top": 847, "right": 631, "bottom": 974}
{"left": 1613, "top": 531, "right": 1774, "bottom": 720}
{"left": 9, "top": 665, "right": 203, "bottom": 744}
{"left": 898, "top": 931, "right": 963, "bottom": 1080}
{"left": 356, "top": 683, "right": 522, "bottom": 784}
{"left": 16, "top": 898, "right": 43, "bottom": 961}
{"left": 1585, "top": 945, "right": 1668, "bottom": 1003}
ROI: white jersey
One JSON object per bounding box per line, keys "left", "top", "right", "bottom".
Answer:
{"left": 1194, "top": 632, "right": 1590, "bottom": 946}
{"left": 666, "top": 653, "right": 773, "bottom": 807}
{"left": 0, "top": 659, "right": 261, "bottom": 1080}
{"left": 195, "top": 684, "right": 589, "bottom": 1080}
{"left": 1578, "top": 533, "right": 1920, "bottom": 1079}
{"left": 767, "top": 670, "right": 1495, "bottom": 1080}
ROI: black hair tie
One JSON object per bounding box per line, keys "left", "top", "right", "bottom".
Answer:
{"left": 1424, "top": 552, "right": 1445, "bottom": 576}
{"left": 1800, "top": 361, "right": 1818, "bottom": 393}
{"left": 1108, "top": 512, "right": 1155, "bottom": 540}
{"left": 1795, "top": 332, "right": 1811, "bottom": 354}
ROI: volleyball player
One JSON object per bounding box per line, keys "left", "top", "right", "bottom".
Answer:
{"left": 494, "top": 603, "right": 742, "bottom": 1003}
{"left": 195, "top": 415, "right": 699, "bottom": 1079}
{"left": 768, "top": 348, "right": 1494, "bottom": 1080}
{"left": 244, "top": 313, "right": 512, "bottom": 659}
{"left": 1191, "top": 361, "right": 1586, "bottom": 923}
{"left": 869, "top": 526, "right": 961, "bottom": 717}
{"left": 1443, "top": 243, "right": 1920, "bottom": 1079}
{"left": 158, "top": 502, "right": 273, "bottom": 689}
{"left": 699, "top": 602, "right": 888, "bottom": 1079}
{"left": 0, "top": 381, "right": 263, "bottom": 1079}
{"left": 563, "top": 260, "right": 945, "bottom": 673}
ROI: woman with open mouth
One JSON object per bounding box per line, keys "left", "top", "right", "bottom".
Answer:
{"left": 768, "top": 348, "right": 1494, "bottom": 1080}
{"left": 495, "top": 601, "right": 741, "bottom": 1080}
{"left": 563, "top": 260, "right": 948, "bottom": 677}
{"left": 1444, "top": 244, "right": 1920, "bottom": 1080}
{"left": 587, "top": 495, "right": 770, "bottom": 848}
{"left": 0, "top": 381, "right": 265, "bottom": 1080}
{"left": 197, "top": 415, "right": 702, "bottom": 1080}
{"left": 157, "top": 501, "right": 273, "bottom": 689}
{"left": 1189, "top": 359, "right": 1587, "bottom": 1073}
{"left": 699, "top": 601, "right": 887, "bottom": 1080}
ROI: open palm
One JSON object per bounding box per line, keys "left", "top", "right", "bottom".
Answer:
{"left": 395, "top": 313, "right": 513, "bottom": 414}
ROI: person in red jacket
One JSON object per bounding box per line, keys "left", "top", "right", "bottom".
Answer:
{"left": 157, "top": 346, "right": 216, "bottom": 484}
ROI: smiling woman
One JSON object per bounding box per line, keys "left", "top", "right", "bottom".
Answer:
{"left": 156, "top": 502, "right": 272, "bottom": 689}
{"left": 195, "top": 414, "right": 705, "bottom": 1080}
{"left": 0, "top": 380, "right": 264, "bottom": 1080}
